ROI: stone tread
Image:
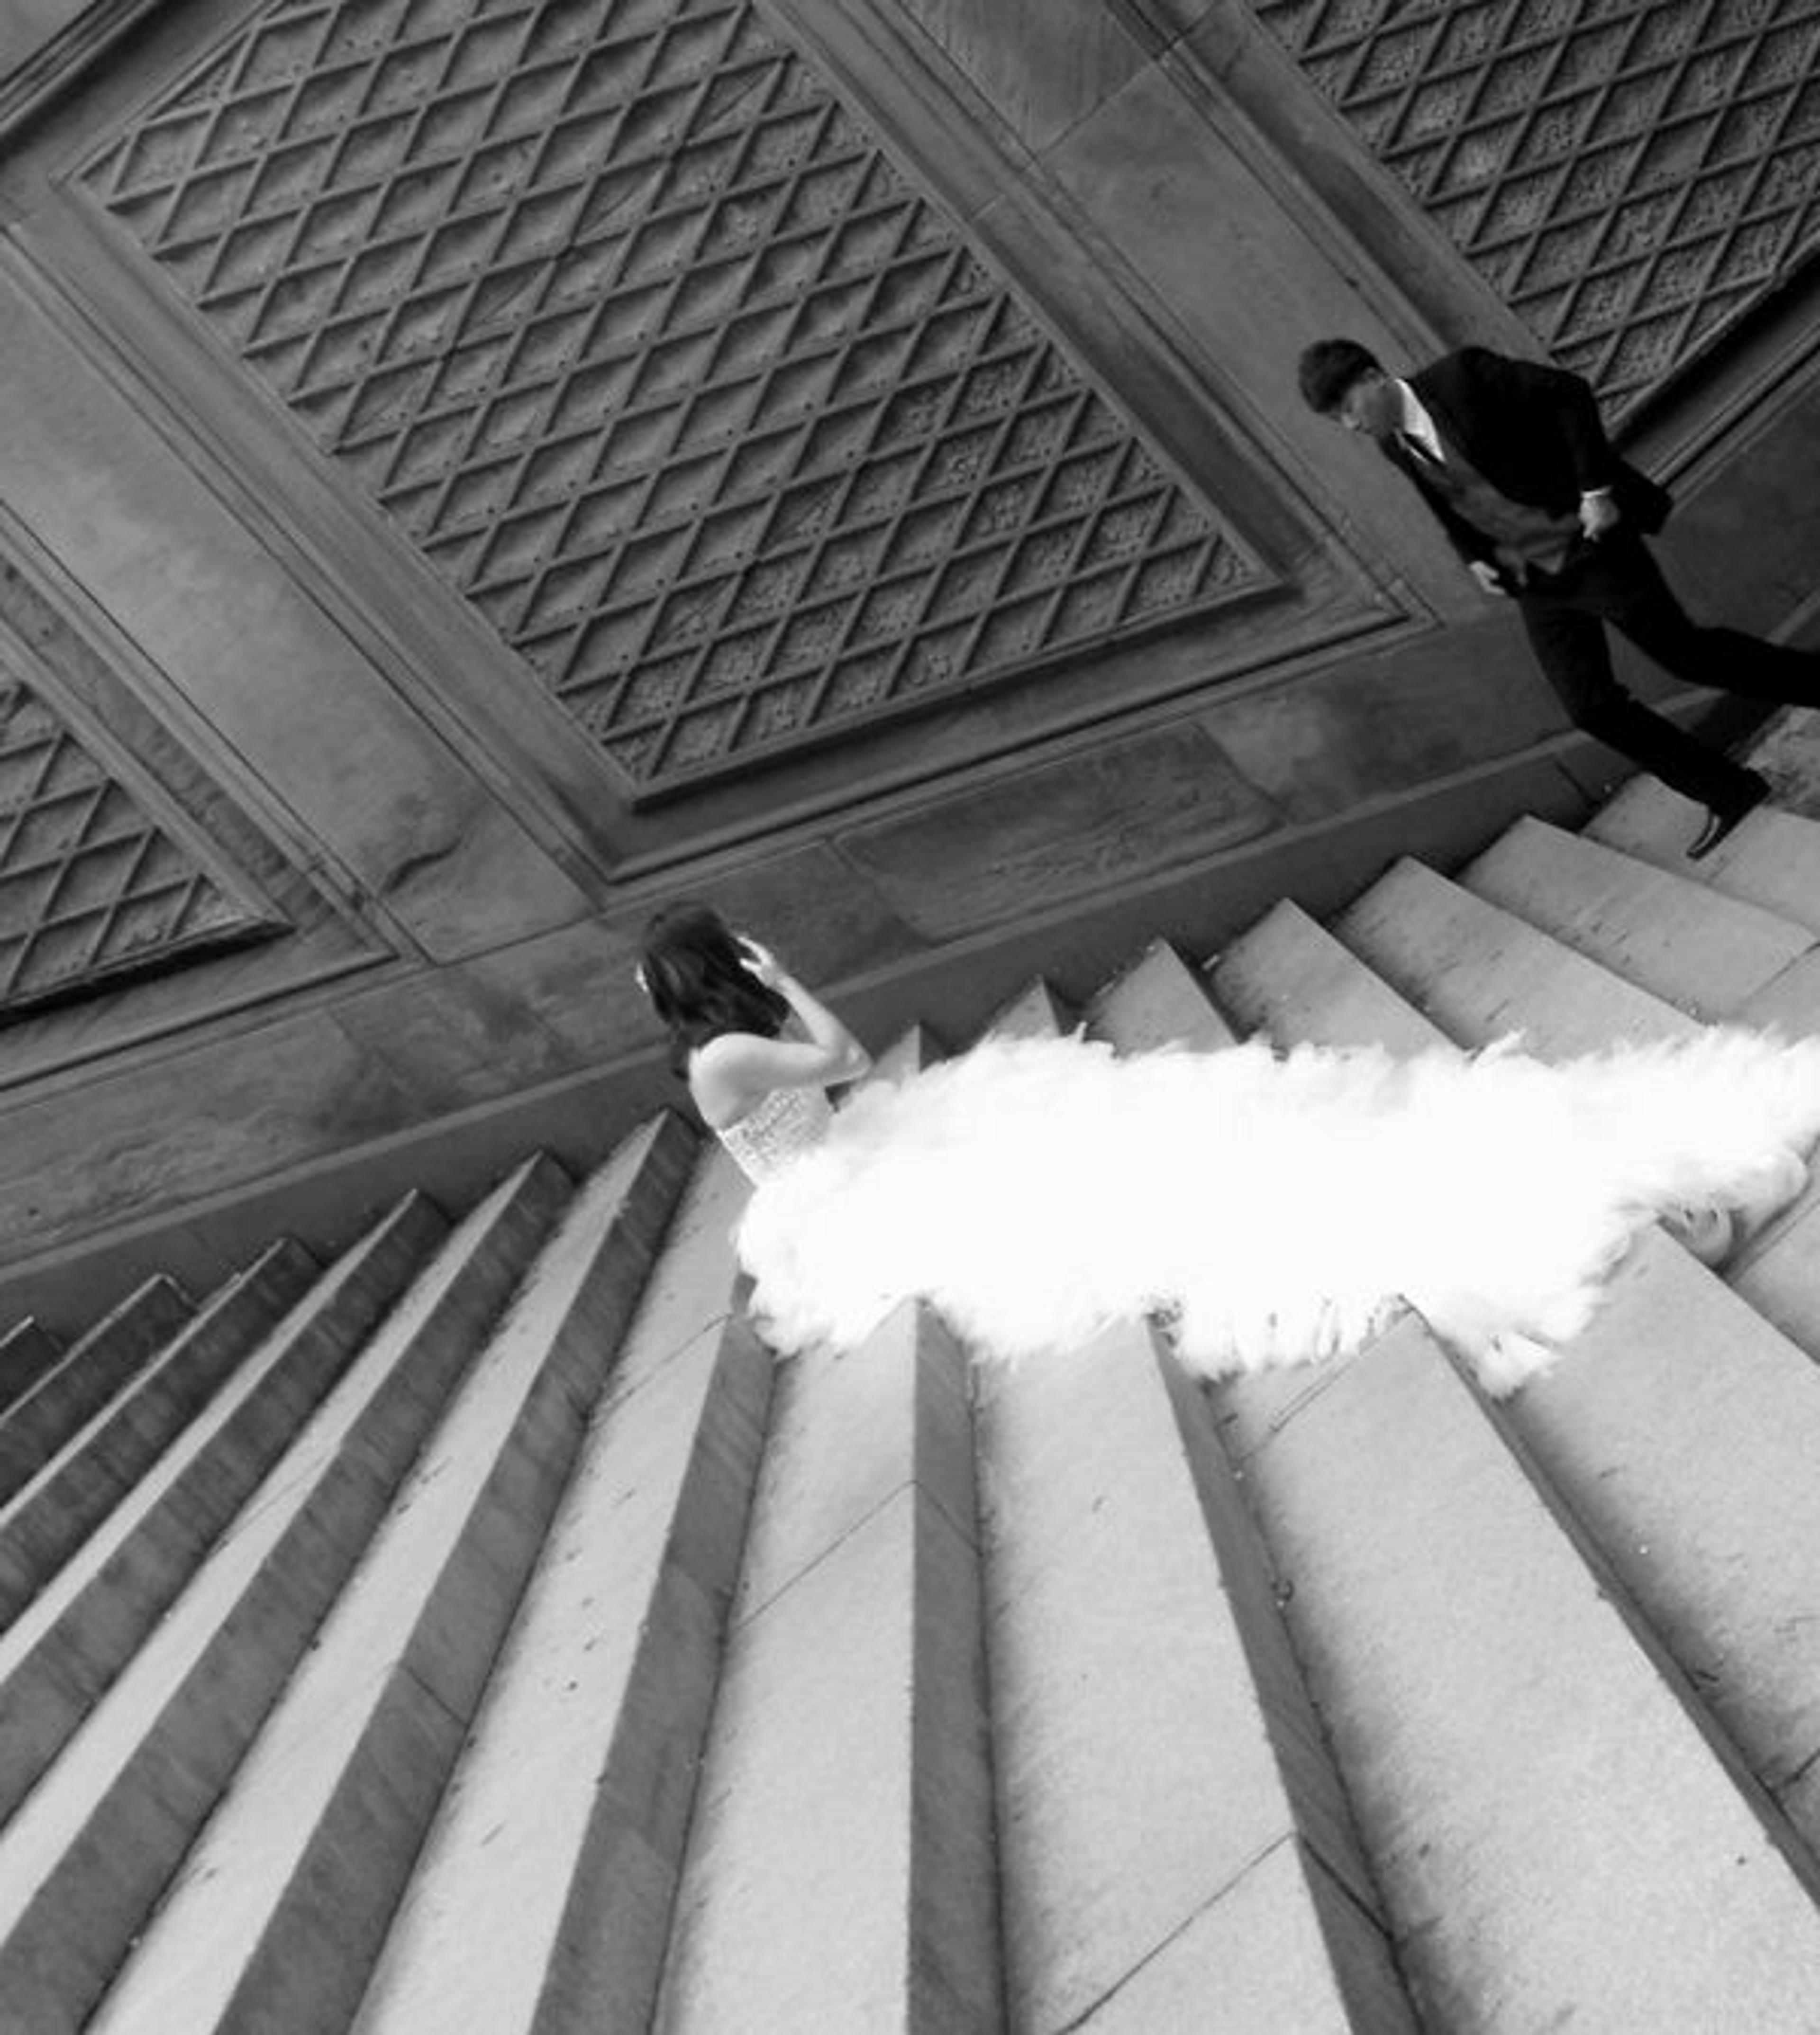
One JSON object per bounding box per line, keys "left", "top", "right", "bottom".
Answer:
{"left": 1459, "top": 814, "right": 1817, "bottom": 1023}
{"left": 1336, "top": 839, "right": 1820, "bottom": 1296}
{"left": 974, "top": 987, "right": 1412, "bottom": 2035}
{"left": 1203, "top": 872, "right": 1820, "bottom": 1826}
{"left": 1084, "top": 938, "right": 1237, "bottom": 1053}
{"left": 0, "top": 1159, "right": 567, "bottom": 1993}
{"left": 650, "top": 1034, "right": 1001, "bottom": 2034}
{"left": 67, "top": 1116, "right": 695, "bottom": 2035}
{"left": 0, "top": 1238, "right": 328, "bottom": 1634}
{"left": 1586, "top": 776, "right": 1820, "bottom": 934}
{"left": 654, "top": 1303, "right": 996, "bottom": 2035}
{"left": 0, "top": 1277, "right": 195, "bottom": 1509}
{"left": 1241, "top": 1308, "right": 1820, "bottom": 2034}
{"left": 0, "top": 1319, "right": 64, "bottom": 1418}
{"left": 1209, "top": 899, "right": 1449, "bottom": 1056}
{"left": 1502, "top": 1225, "right": 1820, "bottom": 1849}
{"left": 355, "top": 1148, "right": 768, "bottom": 2035}
{"left": 0, "top": 1202, "right": 440, "bottom": 1814}
{"left": 1100, "top": 919, "right": 1820, "bottom": 2022}
{"left": 1337, "top": 854, "right": 1702, "bottom": 1057}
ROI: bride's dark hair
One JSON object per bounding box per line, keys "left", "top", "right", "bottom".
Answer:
{"left": 637, "top": 902, "right": 790, "bottom": 1072}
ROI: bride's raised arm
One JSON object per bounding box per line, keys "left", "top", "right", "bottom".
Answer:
{"left": 690, "top": 938, "right": 870, "bottom": 1124}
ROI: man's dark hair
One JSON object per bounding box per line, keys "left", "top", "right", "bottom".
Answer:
{"left": 1298, "top": 338, "right": 1383, "bottom": 416}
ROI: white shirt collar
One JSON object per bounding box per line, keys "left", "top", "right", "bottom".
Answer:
{"left": 1392, "top": 379, "right": 1442, "bottom": 458}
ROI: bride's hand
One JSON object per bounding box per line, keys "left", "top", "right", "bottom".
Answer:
{"left": 737, "top": 936, "right": 789, "bottom": 988}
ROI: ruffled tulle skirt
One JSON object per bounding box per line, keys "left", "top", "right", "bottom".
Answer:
{"left": 733, "top": 1029, "right": 1820, "bottom": 1393}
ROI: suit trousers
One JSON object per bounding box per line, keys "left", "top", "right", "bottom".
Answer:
{"left": 1514, "top": 530, "right": 1820, "bottom": 811}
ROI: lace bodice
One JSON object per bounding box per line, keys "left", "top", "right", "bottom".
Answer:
{"left": 714, "top": 1083, "right": 833, "bottom": 1183}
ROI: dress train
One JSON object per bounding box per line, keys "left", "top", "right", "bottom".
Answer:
{"left": 730, "top": 1028, "right": 1820, "bottom": 1394}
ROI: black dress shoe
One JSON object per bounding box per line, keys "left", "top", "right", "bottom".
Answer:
{"left": 1687, "top": 774, "right": 1770, "bottom": 860}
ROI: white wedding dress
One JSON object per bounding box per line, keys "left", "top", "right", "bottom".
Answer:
{"left": 718, "top": 1029, "right": 1820, "bottom": 1394}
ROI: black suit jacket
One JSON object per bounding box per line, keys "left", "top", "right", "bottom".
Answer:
{"left": 1388, "top": 346, "right": 1672, "bottom": 572}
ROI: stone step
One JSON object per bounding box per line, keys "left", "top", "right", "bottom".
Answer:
{"left": 1335, "top": 850, "right": 1816, "bottom": 1267}
{"left": 1336, "top": 854, "right": 1700, "bottom": 1056}
{"left": 0, "top": 1277, "right": 194, "bottom": 1508}
{"left": 1092, "top": 926, "right": 1820, "bottom": 2006}
{"left": 647, "top": 1033, "right": 1000, "bottom": 2034}
{"left": 1239, "top": 1307, "right": 1820, "bottom": 2033}
{"left": 978, "top": 1320, "right": 1412, "bottom": 2035}
{"left": 1459, "top": 814, "right": 1817, "bottom": 1023}
{"left": 0, "top": 1192, "right": 446, "bottom": 1841}
{"left": 654, "top": 1303, "right": 996, "bottom": 2035}
{"left": 0, "top": 1240, "right": 325, "bottom": 1630}
{"left": 1500, "top": 1225, "right": 1820, "bottom": 1855}
{"left": 1730, "top": 1203, "right": 1820, "bottom": 1362}
{"left": 0, "top": 1156, "right": 567, "bottom": 1990}
{"left": 0, "top": 1319, "right": 63, "bottom": 1417}
{"left": 356, "top": 1147, "right": 770, "bottom": 2035}
{"left": 1084, "top": 937, "right": 1236, "bottom": 1051}
{"left": 1586, "top": 776, "right": 1820, "bottom": 935}
{"left": 1209, "top": 899, "right": 1448, "bottom": 1055}
{"left": 1215, "top": 871, "right": 1820, "bottom": 1874}
{"left": 74, "top": 1115, "right": 695, "bottom": 2035}
{"left": 1129, "top": 913, "right": 1447, "bottom": 1456}
{"left": 972, "top": 988, "right": 1413, "bottom": 2034}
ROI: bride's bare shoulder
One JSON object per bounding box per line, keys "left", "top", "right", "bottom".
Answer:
{"left": 687, "top": 1030, "right": 774, "bottom": 1122}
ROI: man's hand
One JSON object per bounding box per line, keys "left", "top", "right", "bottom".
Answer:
{"left": 1579, "top": 491, "right": 1620, "bottom": 541}
{"left": 1468, "top": 559, "right": 1506, "bottom": 597}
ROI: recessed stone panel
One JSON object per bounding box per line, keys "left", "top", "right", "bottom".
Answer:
{"left": 0, "top": 572, "right": 277, "bottom": 1017}
{"left": 1251, "top": 0, "right": 1820, "bottom": 416}
{"left": 837, "top": 721, "right": 1276, "bottom": 936}
{"left": 74, "top": 0, "right": 1274, "bottom": 795}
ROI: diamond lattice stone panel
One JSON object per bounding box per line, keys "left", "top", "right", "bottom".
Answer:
{"left": 0, "top": 678, "right": 260, "bottom": 1011}
{"left": 76, "top": 0, "right": 1266, "bottom": 792}
{"left": 1252, "top": 0, "right": 1820, "bottom": 413}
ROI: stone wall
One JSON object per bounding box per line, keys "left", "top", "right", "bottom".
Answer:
{"left": 1, "top": 0, "right": 1818, "bottom": 1321}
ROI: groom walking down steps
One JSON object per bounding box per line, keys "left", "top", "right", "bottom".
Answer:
{"left": 1298, "top": 338, "right": 1820, "bottom": 858}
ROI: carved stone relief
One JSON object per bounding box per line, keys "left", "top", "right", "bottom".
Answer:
{"left": 74, "top": 0, "right": 1271, "bottom": 796}
{"left": 1252, "top": 0, "right": 1820, "bottom": 416}
{"left": 0, "top": 566, "right": 276, "bottom": 1013}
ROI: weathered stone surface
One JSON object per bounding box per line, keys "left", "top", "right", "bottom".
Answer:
{"left": 0, "top": 268, "right": 592, "bottom": 962}
{"left": 356, "top": 1309, "right": 770, "bottom": 2035}
{"left": 1589, "top": 772, "right": 1820, "bottom": 934}
{"left": 0, "top": 1160, "right": 561, "bottom": 2003}
{"left": 1245, "top": 1309, "right": 1820, "bottom": 2035}
{"left": 1508, "top": 1228, "right": 1820, "bottom": 1834}
{"left": 0, "top": 1279, "right": 191, "bottom": 1504}
{"left": 1461, "top": 816, "right": 1816, "bottom": 1024}
{"left": 58, "top": 1118, "right": 692, "bottom": 2035}
{"left": 1337, "top": 855, "right": 1702, "bottom": 1057}
{"left": 1211, "top": 897, "right": 1448, "bottom": 1054}
{"left": 0, "top": 1236, "right": 327, "bottom": 1630}
{"left": 888, "top": 0, "right": 1150, "bottom": 153}
{"left": 977, "top": 1322, "right": 1399, "bottom": 2035}
{"left": 1083, "top": 936, "right": 1234, "bottom": 1052}
{"left": 840, "top": 721, "right": 1276, "bottom": 936}
{"left": 1077, "top": 1837, "right": 1415, "bottom": 2035}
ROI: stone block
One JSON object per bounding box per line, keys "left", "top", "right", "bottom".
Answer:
{"left": 1243, "top": 1308, "right": 1820, "bottom": 2033}
{"left": 1337, "top": 856, "right": 1700, "bottom": 1056}
{"left": 839, "top": 722, "right": 1275, "bottom": 939}
{"left": 1461, "top": 815, "right": 1815, "bottom": 1022}
{"left": 977, "top": 1323, "right": 1387, "bottom": 2034}
{"left": 657, "top": 1481, "right": 998, "bottom": 2035}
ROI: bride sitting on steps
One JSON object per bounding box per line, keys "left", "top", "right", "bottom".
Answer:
{"left": 636, "top": 901, "right": 1820, "bottom": 1395}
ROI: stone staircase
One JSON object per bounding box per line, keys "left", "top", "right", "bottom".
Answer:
{"left": 7, "top": 771, "right": 1820, "bottom": 2031}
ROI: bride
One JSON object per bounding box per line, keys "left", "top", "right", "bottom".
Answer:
{"left": 636, "top": 902, "right": 1820, "bottom": 1393}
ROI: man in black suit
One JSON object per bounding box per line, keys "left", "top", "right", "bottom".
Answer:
{"left": 1298, "top": 337, "right": 1820, "bottom": 857}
